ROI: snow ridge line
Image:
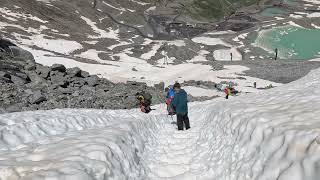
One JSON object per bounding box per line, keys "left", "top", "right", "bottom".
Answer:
{"left": 0, "top": 109, "right": 170, "bottom": 179}
{"left": 0, "top": 109, "right": 150, "bottom": 149}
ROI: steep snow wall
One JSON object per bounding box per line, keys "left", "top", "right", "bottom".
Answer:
{"left": 193, "top": 68, "right": 320, "bottom": 179}
{"left": 0, "top": 109, "right": 168, "bottom": 179}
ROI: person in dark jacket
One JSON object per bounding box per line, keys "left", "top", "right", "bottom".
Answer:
{"left": 136, "top": 91, "right": 152, "bottom": 113}
{"left": 172, "top": 82, "right": 190, "bottom": 130}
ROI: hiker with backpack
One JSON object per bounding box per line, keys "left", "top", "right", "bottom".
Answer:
{"left": 224, "top": 86, "right": 239, "bottom": 99}
{"left": 136, "top": 91, "right": 152, "bottom": 113}
{"left": 165, "top": 85, "right": 176, "bottom": 115}
{"left": 171, "top": 82, "right": 190, "bottom": 131}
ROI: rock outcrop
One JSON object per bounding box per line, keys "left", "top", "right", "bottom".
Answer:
{"left": 0, "top": 40, "right": 165, "bottom": 113}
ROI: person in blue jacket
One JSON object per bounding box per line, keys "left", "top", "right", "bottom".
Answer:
{"left": 171, "top": 82, "right": 190, "bottom": 130}
{"left": 165, "top": 85, "right": 176, "bottom": 115}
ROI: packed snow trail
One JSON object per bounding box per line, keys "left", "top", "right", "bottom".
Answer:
{"left": 141, "top": 111, "right": 204, "bottom": 179}
{"left": 139, "top": 100, "right": 217, "bottom": 179}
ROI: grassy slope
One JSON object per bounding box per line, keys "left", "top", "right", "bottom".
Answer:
{"left": 186, "top": 0, "right": 259, "bottom": 21}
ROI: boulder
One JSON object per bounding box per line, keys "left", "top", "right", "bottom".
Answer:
{"left": 6, "top": 103, "right": 26, "bottom": 113}
{"left": 0, "top": 71, "right": 11, "bottom": 79}
{"left": 81, "top": 71, "right": 90, "bottom": 78}
{"left": 154, "top": 82, "right": 165, "bottom": 91}
{"left": 57, "top": 87, "right": 73, "bottom": 95}
{"left": 70, "top": 77, "right": 86, "bottom": 88}
{"left": 84, "top": 75, "right": 99, "bottom": 86}
{"left": 26, "top": 72, "right": 47, "bottom": 85}
{"left": 72, "top": 91, "right": 80, "bottom": 97}
{"left": 67, "top": 67, "right": 81, "bottom": 77}
{"left": 0, "top": 71, "right": 12, "bottom": 83}
{"left": 11, "top": 75, "right": 27, "bottom": 86}
{"left": 24, "top": 63, "right": 36, "bottom": 71}
{"left": 29, "top": 90, "right": 46, "bottom": 104}
{"left": 36, "top": 65, "right": 50, "bottom": 79}
{"left": 9, "top": 46, "right": 35, "bottom": 62}
{"left": 51, "top": 64, "right": 66, "bottom": 72}
{"left": 50, "top": 72, "right": 68, "bottom": 88}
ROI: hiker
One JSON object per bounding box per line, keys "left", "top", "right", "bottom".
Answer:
{"left": 275, "top": 48, "right": 278, "bottom": 60}
{"left": 225, "top": 86, "right": 239, "bottom": 99}
{"left": 224, "top": 86, "right": 231, "bottom": 99}
{"left": 161, "top": 43, "right": 169, "bottom": 65}
{"left": 172, "top": 82, "right": 190, "bottom": 131}
{"left": 165, "top": 85, "right": 176, "bottom": 115}
{"left": 230, "top": 87, "right": 239, "bottom": 95}
{"left": 136, "top": 91, "right": 152, "bottom": 113}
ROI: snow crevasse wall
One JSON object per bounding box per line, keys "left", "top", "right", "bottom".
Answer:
{"left": 195, "top": 68, "right": 320, "bottom": 180}
{"left": 0, "top": 109, "right": 166, "bottom": 179}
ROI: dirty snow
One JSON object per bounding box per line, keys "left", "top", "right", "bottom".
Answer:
{"left": 307, "top": 12, "right": 320, "bottom": 18}
{"left": 188, "top": 50, "right": 210, "bottom": 62}
{"left": 75, "top": 49, "right": 106, "bottom": 63}
{"left": 214, "top": 48, "right": 242, "bottom": 61}
{"left": 102, "top": 1, "right": 126, "bottom": 11}
{"left": 183, "top": 86, "right": 222, "bottom": 97}
{"left": 80, "top": 16, "right": 119, "bottom": 39}
{"left": 311, "top": 23, "right": 320, "bottom": 29}
{"left": 130, "top": 0, "right": 150, "bottom": 6}
{"left": 0, "top": 7, "right": 48, "bottom": 23}
{"left": 192, "top": 37, "right": 229, "bottom": 46}
{"left": 26, "top": 45, "right": 280, "bottom": 93}
{"left": 141, "top": 43, "right": 162, "bottom": 60}
{"left": 13, "top": 33, "right": 82, "bottom": 55}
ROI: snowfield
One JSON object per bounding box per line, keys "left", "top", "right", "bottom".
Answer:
{"left": 1, "top": 67, "right": 320, "bottom": 179}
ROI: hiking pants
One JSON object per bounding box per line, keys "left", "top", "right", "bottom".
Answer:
{"left": 177, "top": 113, "right": 190, "bottom": 130}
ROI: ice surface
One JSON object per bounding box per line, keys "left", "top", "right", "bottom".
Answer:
{"left": 0, "top": 68, "right": 320, "bottom": 179}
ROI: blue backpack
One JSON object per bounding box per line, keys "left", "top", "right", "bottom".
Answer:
{"left": 168, "top": 85, "right": 175, "bottom": 99}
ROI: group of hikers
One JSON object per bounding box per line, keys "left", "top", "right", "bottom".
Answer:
{"left": 136, "top": 82, "right": 190, "bottom": 131}
{"left": 136, "top": 82, "right": 242, "bottom": 130}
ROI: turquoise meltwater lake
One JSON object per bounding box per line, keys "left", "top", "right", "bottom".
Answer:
{"left": 254, "top": 26, "right": 320, "bottom": 60}
{"left": 261, "top": 8, "right": 287, "bottom": 17}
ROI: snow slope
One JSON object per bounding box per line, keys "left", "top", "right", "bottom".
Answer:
{"left": 141, "top": 68, "right": 320, "bottom": 179}
{"left": 1, "top": 67, "right": 320, "bottom": 179}
{"left": 0, "top": 108, "right": 168, "bottom": 179}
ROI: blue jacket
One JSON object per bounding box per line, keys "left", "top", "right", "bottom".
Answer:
{"left": 167, "top": 88, "right": 175, "bottom": 99}
{"left": 172, "top": 89, "right": 188, "bottom": 114}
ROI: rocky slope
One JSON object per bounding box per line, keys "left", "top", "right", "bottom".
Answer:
{"left": 0, "top": 42, "right": 166, "bottom": 113}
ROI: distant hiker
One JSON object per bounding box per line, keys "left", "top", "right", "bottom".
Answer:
{"left": 165, "top": 85, "right": 176, "bottom": 115}
{"left": 253, "top": 82, "right": 257, "bottom": 88}
{"left": 230, "top": 87, "right": 239, "bottom": 95}
{"left": 224, "top": 86, "right": 239, "bottom": 99}
{"left": 267, "top": 84, "right": 273, "bottom": 89}
{"left": 275, "top": 48, "right": 278, "bottom": 60}
{"left": 230, "top": 52, "right": 233, "bottom": 61}
{"left": 172, "top": 82, "right": 190, "bottom": 131}
{"left": 224, "top": 86, "right": 231, "bottom": 99}
{"left": 136, "top": 91, "right": 152, "bottom": 113}
{"left": 161, "top": 43, "right": 169, "bottom": 65}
